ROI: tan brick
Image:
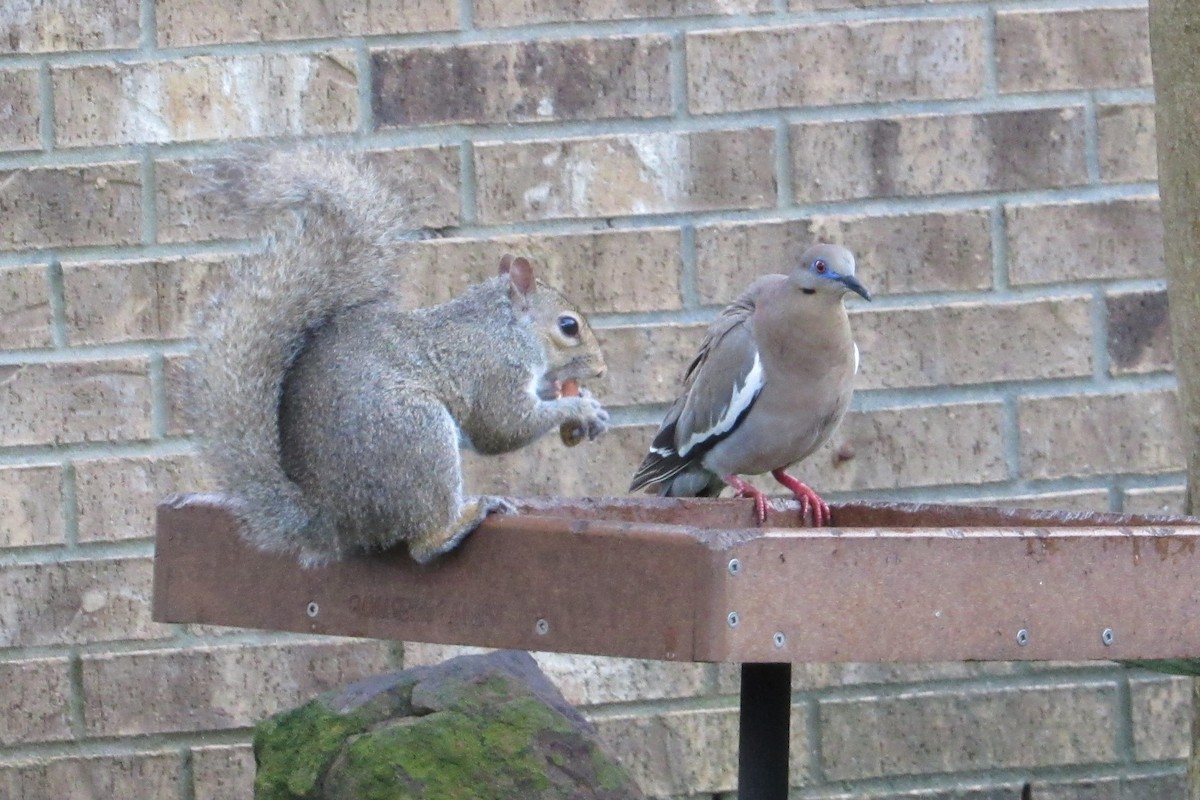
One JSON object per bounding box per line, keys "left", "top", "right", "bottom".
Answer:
{"left": 817, "top": 787, "right": 1017, "bottom": 800}
{"left": 598, "top": 323, "right": 704, "bottom": 406}
{"left": 155, "top": 147, "right": 460, "bottom": 244}
{"left": 715, "top": 661, "right": 1021, "bottom": 695}
{"left": 0, "top": 358, "right": 151, "bottom": 447}
{"left": 0, "top": 162, "right": 142, "bottom": 251}
{"left": 0, "top": 657, "right": 72, "bottom": 745}
{"left": 997, "top": 8, "right": 1151, "bottom": 94}
{"left": 192, "top": 744, "right": 255, "bottom": 800}
{"left": 405, "top": 644, "right": 713, "bottom": 706}
{"left": 0, "top": 751, "right": 181, "bottom": 799}
{"left": 0, "top": 264, "right": 52, "bottom": 348}
{"left": 486, "top": 404, "right": 1006, "bottom": 497}
{"left": 971, "top": 489, "right": 1112, "bottom": 514}
{"left": 54, "top": 53, "right": 358, "bottom": 147}
{"left": 374, "top": 36, "right": 671, "bottom": 128}
{"left": 80, "top": 640, "right": 400, "bottom": 736}
{"left": 0, "top": 0, "right": 139, "bottom": 53}
{"left": 475, "top": 129, "right": 776, "bottom": 223}
{"left": 1130, "top": 673, "right": 1190, "bottom": 761}
{"left": 1033, "top": 775, "right": 1188, "bottom": 800}
{"left": 791, "top": 0, "right": 959, "bottom": 7}
{"left": 596, "top": 705, "right": 811, "bottom": 794}
{"left": 1107, "top": 288, "right": 1172, "bottom": 376}
{"left": 153, "top": 161, "right": 261, "bottom": 245}
{"left": 0, "top": 68, "right": 40, "bottom": 150}
{"left": 1019, "top": 391, "right": 1183, "bottom": 480}
{"left": 1006, "top": 198, "right": 1163, "bottom": 285}
{"left": 1098, "top": 104, "right": 1157, "bottom": 183}
{"left": 737, "top": 401, "right": 1010, "bottom": 496}
{"left": 818, "top": 778, "right": 1186, "bottom": 800}
{"left": 405, "top": 228, "right": 683, "bottom": 313}
{"left": 0, "top": 464, "right": 64, "bottom": 548}
{"left": 688, "top": 19, "right": 982, "bottom": 114}
{"left": 854, "top": 297, "right": 1093, "bottom": 390}
{"left": 158, "top": 0, "right": 456, "bottom": 46}
{"left": 0, "top": 558, "right": 167, "bottom": 647}
{"left": 476, "top": 0, "right": 770, "bottom": 27}
{"left": 593, "top": 707, "right": 739, "bottom": 795}
{"left": 76, "top": 454, "right": 213, "bottom": 542}
{"left": 821, "top": 683, "right": 1118, "bottom": 780}
{"left": 464, "top": 424, "right": 650, "bottom": 497}
{"left": 63, "top": 255, "right": 226, "bottom": 345}
{"left": 1124, "top": 486, "right": 1188, "bottom": 516}
{"left": 819, "top": 402, "right": 1008, "bottom": 491}
{"left": 537, "top": 652, "right": 712, "bottom": 706}
{"left": 695, "top": 210, "right": 993, "bottom": 302}
{"left": 792, "top": 108, "right": 1087, "bottom": 202}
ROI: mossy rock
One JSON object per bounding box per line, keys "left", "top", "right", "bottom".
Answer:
{"left": 253, "top": 650, "right": 644, "bottom": 800}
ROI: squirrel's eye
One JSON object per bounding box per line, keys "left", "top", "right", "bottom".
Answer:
{"left": 557, "top": 315, "right": 580, "bottom": 338}
{"left": 813, "top": 259, "right": 828, "bottom": 274}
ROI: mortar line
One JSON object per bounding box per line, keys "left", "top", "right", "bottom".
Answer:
{"left": 356, "top": 42, "right": 375, "bottom": 135}
{"left": 38, "top": 59, "right": 55, "bottom": 151}
{"left": 179, "top": 746, "right": 196, "bottom": 800}
{"left": 679, "top": 224, "right": 700, "bottom": 310}
{"left": 46, "top": 258, "right": 68, "bottom": 348}
{"left": 149, "top": 351, "right": 168, "bottom": 439}
{"left": 459, "top": 140, "right": 477, "bottom": 225}
{"left": 775, "top": 121, "right": 793, "bottom": 208}
{"left": 61, "top": 459, "right": 80, "bottom": 548}
{"left": 1083, "top": 91, "right": 1103, "bottom": 184}
{"left": 1114, "top": 670, "right": 1138, "bottom": 763}
{"left": 140, "top": 150, "right": 158, "bottom": 245}
{"left": 139, "top": 0, "right": 156, "bottom": 51}
{"left": 670, "top": 30, "right": 689, "bottom": 119}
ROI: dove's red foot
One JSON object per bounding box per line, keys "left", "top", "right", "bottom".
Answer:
{"left": 771, "top": 469, "right": 829, "bottom": 527}
{"left": 724, "top": 475, "right": 769, "bottom": 525}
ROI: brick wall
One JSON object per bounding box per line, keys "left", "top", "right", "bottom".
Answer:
{"left": 0, "top": 0, "right": 1186, "bottom": 798}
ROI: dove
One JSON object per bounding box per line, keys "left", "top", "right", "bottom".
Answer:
{"left": 630, "top": 244, "right": 870, "bottom": 526}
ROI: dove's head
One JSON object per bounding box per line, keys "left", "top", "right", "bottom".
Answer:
{"left": 790, "top": 243, "right": 871, "bottom": 302}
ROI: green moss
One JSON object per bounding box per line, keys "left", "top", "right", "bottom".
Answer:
{"left": 253, "top": 700, "right": 370, "bottom": 800}
{"left": 326, "top": 696, "right": 572, "bottom": 800}
{"left": 590, "top": 746, "right": 636, "bottom": 793}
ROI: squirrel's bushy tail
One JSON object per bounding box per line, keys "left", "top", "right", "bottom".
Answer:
{"left": 186, "top": 149, "right": 419, "bottom": 557}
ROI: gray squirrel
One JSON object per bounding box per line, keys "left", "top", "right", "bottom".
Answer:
{"left": 185, "top": 149, "right": 609, "bottom": 566}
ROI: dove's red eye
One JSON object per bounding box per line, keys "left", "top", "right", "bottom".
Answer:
{"left": 814, "top": 259, "right": 828, "bottom": 273}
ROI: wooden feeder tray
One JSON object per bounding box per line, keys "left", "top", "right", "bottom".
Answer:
{"left": 153, "top": 494, "right": 1200, "bottom": 799}
{"left": 155, "top": 494, "right": 1200, "bottom": 663}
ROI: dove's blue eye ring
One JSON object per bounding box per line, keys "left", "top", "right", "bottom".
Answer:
{"left": 814, "top": 259, "right": 828, "bottom": 273}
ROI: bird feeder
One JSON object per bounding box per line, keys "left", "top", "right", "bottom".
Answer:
{"left": 153, "top": 494, "right": 1200, "bottom": 800}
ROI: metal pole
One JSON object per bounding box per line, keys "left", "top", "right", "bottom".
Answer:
{"left": 737, "top": 662, "right": 792, "bottom": 800}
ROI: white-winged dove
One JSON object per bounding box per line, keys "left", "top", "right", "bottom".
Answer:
{"left": 629, "top": 243, "right": 870, "bottom": 526}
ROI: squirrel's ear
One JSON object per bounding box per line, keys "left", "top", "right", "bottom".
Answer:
{"left": 499, "top": 254, "right": 536, "bottom": 296}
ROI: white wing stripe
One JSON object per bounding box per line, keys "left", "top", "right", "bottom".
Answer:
{"left": 678, "top": 352, "right": 764, "bottom": 457}
{"left": 853, "top": 341, "right": 860, "bottom": 375}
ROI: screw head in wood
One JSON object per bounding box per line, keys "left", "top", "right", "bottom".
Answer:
{"left": 728, "top": 558, "right": 741, "bottom": 576}
{"left": 1016, "top": 628, "right": 1030, "bottom": 646}
{"left": 306, "top": 601, "right": 319, "bottom": 618}
{"left": 772, "top": 632, "right": 786, "bottom": 648}
{"left": 1102, "top": 628, "right": 1115, "bottom": 646}
{"left": 727, "top": 611, "right": 740, "bottom": 628}
{"left": 535, "top": 618, "right": 550, "bottom": 635}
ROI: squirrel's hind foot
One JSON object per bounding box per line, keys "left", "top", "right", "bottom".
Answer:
{"left": 407, "top": 495, "right": 514, "bottom": 564}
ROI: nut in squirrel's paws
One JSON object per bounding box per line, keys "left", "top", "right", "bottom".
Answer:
{"left": 558, "top": 380, "right": 609, "bottom": 446}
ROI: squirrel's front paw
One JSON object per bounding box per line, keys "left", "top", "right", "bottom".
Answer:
{"left": 567, "top": 390, "right": 609, "bottom": 441}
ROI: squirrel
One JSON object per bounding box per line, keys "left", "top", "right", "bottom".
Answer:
{"left": 185, "top": 149, "right": 610, "bottom": 567}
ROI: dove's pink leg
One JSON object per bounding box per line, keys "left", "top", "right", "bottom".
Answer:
{"left": 724, "top": 475, "right": 769, "bottom": 525}
{"left": 771, "top": 469, "right": 829, "bottom": 527}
